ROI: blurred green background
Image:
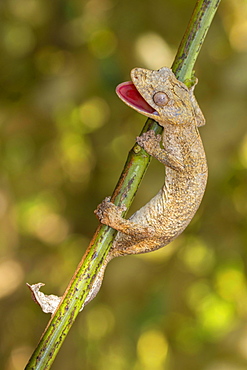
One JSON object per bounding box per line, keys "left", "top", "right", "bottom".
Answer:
{"left": 1, "top": 0, "right": 247, "bottom": 369}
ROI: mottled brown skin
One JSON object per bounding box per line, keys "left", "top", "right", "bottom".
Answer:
{"left": 87, "top": 67, "right": 208, "bottom": 304}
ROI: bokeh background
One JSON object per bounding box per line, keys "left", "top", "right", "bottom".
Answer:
{"left": 1, "top": 0, "right": 247, "bottom": 369}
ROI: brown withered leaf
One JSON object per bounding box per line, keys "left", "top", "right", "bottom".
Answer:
{"left": 26, "top": 282, "right": 61, "bottom": 314}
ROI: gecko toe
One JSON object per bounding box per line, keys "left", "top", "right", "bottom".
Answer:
{"left": 94, "top": 197, "right": 127, "bottom": 226}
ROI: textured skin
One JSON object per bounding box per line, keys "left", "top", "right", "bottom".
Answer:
{"left": 89, "top": 67, "right": 208, "bottom": 304}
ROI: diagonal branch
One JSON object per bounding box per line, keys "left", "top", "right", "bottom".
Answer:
{"left": 25, "top": 1, "right": 221, "bottom": 369}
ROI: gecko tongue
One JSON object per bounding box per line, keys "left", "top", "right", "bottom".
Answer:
{"left": 116, "top": 81, "right": 157, "bottom": 114}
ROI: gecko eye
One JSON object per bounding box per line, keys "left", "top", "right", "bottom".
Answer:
{"left": 153, "top": 91, "right": 169, "bottom": 107}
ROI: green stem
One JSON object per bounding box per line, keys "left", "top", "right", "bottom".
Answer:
{"left": 172, "top": 0, "right": 221, "bottom": 83}
{"left": 25, "top": 0, "right": 221, "bottom": 369}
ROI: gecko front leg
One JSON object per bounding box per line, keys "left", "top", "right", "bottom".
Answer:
{"left": 137, "top": 131, "right": 184, "bottom": 172}
{"left": 94, "top": 197, "right": 155, "bottom": 238}
{"left": 95, "top": 131, "right": 184, "bottom": 238}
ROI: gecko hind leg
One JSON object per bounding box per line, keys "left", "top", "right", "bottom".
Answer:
{"left": 94, "top": 197, "right": 155, "bottom": 238}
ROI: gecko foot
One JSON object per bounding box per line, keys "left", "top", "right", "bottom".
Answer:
{"left": 94, "top": 197, "right": 127, "bottom": 227}
{"left": 136, "top": 130, "right": 161, "bottom": 154}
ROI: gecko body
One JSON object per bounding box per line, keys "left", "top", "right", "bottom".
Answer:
{"left": 89, "top": 67, "right": 208, "bottom": 303}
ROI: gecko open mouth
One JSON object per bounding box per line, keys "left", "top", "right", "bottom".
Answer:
{"left": 116, "top": 81, "right": 158, "bottom": 116}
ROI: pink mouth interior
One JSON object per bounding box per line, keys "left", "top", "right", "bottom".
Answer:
{"left": 116, "top": 81, "right": 157, "bottom": 114}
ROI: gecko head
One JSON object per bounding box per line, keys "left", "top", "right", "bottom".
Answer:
{"left": 116, "top": 67, "right": 205, "bottom": 127}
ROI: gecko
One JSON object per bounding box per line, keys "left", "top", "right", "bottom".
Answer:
{"left": 87, "top": 66, "right": 208, "bottom": 304}
{"left": 28, "top": 67, "right": 208, "bottom": 313}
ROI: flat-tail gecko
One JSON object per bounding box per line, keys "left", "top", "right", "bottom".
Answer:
{"left": 92, "top": 66, "right": 208, "bottom": 297}
{"left": 28, "top": 67, "right": 208, "bottom": 313}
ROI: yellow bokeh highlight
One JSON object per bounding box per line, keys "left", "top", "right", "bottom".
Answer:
{"left": 98, "top": 343, "right": 128, "bottom": 370}
{"left": 179, "top": 238, "right": 215, "bottom": 275}
{"left": 59, "top": 131, "right": 92, "bottom": 181}
{"left": 55, "top": 97, "right": 109, "bottom": 181}
{"left": 186, "top": 281, "right": 236, "bottom": 340}
{"left": 17, "top": 193, "right": 69, "bottom": 244}
{"left": 34, "top": 212, "right": 69, "bottom": 244}
{"left": 221, "top": 0, "right": 247, "bottom": 51}
{"left": 214, "top": 263, "right": 247, "bottom": 315}
{"left": 79, "top": 97, "right": 110, "bottom": 132}
{"left": 137, "top": 329, "right": 168, "bottom": 369}
{"left": 135, "top": 32, "right": 174, "bottom": 70}
{"left": 197, "top": 293, "right": 235, "bottom": 339}
{"left": 7, "top": 345, "right": 32, "bottom": 370}
{"left": 236, "top": 327, "right": 247, "bottom": 361}
{"left": 85, "top": 305, "right": 115, "bottom": 340}
{"left": 3, "top": 23, "right": 35, "bottom": 57}
{"left": 230, "top": 21, "right": 247, "bottom": 51}
{"left": 8, "top": 0, "right": 48, "bottom": 26}
{"left": 0, "top": 259, "right": 24, "bottom": 299}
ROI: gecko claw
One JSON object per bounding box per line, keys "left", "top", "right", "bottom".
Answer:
{"left": 94, "top": 197, "right": 127, "bottom": 227}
